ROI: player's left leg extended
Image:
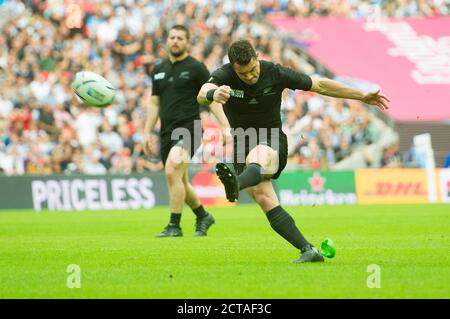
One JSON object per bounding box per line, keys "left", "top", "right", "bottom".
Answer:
{"left": 216, "top": 144, "right": 276, "bottom": 202}
{"left": 183, "top": 169, "right": 215, "bottom": 236}
{"left": 246, "top": 180, "right": 324, "bottom": 264}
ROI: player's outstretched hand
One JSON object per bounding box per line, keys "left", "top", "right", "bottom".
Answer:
{"left": 214, "top": 85, "right": 231, "bottom": 104}
{"left": 142, "top": 134, "right": 152, "bottom": 156}
{"left": 361, "top": 90, "right": 390, "bottom": 111}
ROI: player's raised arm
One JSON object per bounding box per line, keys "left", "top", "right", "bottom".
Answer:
{"left": 310, "top": 78, "right": 390, "bottom": 111}
{"left": 198, "top": 83, "right": 232, "bottom": 144}
{"left": 143, "top": 95, "right": 160, "bottom": 156}
{"left": 197, "top": 83, "right": 231, "bottom": 106}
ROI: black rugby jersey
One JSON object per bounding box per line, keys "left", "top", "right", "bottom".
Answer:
{"left": 152, "top": 56, "right": 210, "bottom": 136}
{"left": 207, "top": 60, "right": 312, "bottom": 130}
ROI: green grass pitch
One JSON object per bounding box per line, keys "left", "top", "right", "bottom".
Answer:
{"left": 0, "top": 204, "right": 448, "bottom": 298}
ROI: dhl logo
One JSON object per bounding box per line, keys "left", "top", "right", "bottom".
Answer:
{"left": 365, "top": 182, "right": 427, "bottom": 196}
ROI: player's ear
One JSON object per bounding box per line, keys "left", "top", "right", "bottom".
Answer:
{"left": 255, "top": 52, "right": 259, "bottom": 59}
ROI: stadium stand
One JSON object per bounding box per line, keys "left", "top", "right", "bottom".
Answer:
{"left": 1, "top": 0, "right": 449, "bottom": 176}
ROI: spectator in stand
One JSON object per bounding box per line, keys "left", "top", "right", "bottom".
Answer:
{"left": 381, "top": 142, "right": 402, "bottom": 168}
{"left": 283, "top": 110, "right": 303, "bottom": 157}
{"left": 83, "top": 146, "right": 107, "bottom": 175}
{"left": 2, "top": 145, "right": 25, "bottom": 175}
{"left": 74, "top": 108, "right": 102, "bottom": 148}
{"left": 335, "top": 136, "right": 353, "bottom": 163}
{"left": 444, "top": 152, "right": 450, "bottom": 168}
{"left": 99, "top": 119, "right": 123, "bottom": 154}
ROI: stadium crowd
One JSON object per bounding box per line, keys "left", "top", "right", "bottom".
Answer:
{"left": 1, "top": 0, "right": 448, "bottom": 176}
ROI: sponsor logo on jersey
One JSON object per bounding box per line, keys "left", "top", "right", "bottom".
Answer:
{"left": 230, "top": 89, "right": 244, "bottom": 98}
{"left": 154, "top": 72, "right": 165, "bottom": 80}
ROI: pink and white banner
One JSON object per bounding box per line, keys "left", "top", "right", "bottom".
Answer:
{"left": 268, "top": 16, "right": 450, "bottom": 121}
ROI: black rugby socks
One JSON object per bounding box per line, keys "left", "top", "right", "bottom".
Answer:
{"left": 266, "top": 205, "right": 310, "bottom": 251}
{"left": 169, "top": 213, "right": 182, "bottom": 227}
{"left": 192, "top": 205, "right": 208, "bottom": 219}
{"left": 237, "top": 163, "right": 263, "bottom": 190}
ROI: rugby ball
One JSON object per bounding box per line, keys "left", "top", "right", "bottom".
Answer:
{"left": 72, "top": 71, "right": 116, "bottom": 107}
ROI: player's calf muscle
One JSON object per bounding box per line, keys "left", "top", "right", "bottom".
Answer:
{"left": 247, "top": 184, "right": 279, "bottom": 212}
{"left": 254, "top": 193, "right": 279, "bottom": 211}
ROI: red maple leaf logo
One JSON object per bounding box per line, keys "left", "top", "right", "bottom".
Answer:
{"left": 309, "top": 173, "right": 325, "bottom": 192}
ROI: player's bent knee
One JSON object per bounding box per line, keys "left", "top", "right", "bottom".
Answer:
{"left": 247, "top": 147, "right": 275, "bottom": 169}
{"left": 264, "top": 160, "right": 279, "bottom": 177}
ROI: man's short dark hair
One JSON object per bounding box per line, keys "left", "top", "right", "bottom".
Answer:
{"left": 228, "top": 40, "right": 256, "bottom": 66}
{"left": 168, "top": 25, "right": 190, "bottom": 40}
